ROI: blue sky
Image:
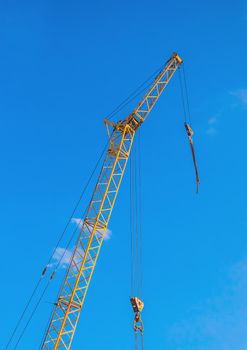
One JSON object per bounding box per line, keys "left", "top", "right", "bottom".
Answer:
{"left": 1, "top": 0, "right": 247, "bottom": 349}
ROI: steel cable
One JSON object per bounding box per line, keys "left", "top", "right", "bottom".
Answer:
{"left": 106, "top": 64, "right": 166, "bottom": 121}
{"left": 5, "top": 137, "right": 111, "bottom": 349}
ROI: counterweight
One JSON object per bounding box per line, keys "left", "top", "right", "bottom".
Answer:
{"left": 41, "top": 52, "right": 182, "bottom": 350}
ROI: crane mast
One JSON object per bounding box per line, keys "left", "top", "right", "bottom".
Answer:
{"left": 41, "top": 52, "right": 183, "bottom": 350}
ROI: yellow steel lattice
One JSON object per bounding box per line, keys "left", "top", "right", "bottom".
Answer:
{"left": 41, "top": 53, "right": 182, "bottom": 350}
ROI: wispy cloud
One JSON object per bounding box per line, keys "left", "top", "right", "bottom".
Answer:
{"left": 51, "top": 247, "right": 73, "bottom": 268}
{"left": 208, "top": 117, "right": 217, "bottom": 125}
{"left": 103, "top": 228, "right": 112, "bottom": 240}
{"left": 230, "top": 89, "right": 247, "bottom": 108}
{"left": 168, "top": 258, "right": 247, "bottom": 350}
{"left": 72, "top": 217, "right": 112, "bottom": 240}
{"left": 206, "top": 117, "right": 218, "bottom": 136}
{"left": 206, "top": 127, "right": 217, "bottom": 136}
{"left": 49, "top": 219, "right": 112, "bottom": 270}
{"left": 71, "top": 217, "right": 83, "bottom": 228}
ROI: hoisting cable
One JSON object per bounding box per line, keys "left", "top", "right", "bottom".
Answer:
{"left": 182, "top": 64, "right": 192, "bottom": 126}
{"left": 5, "top": 135, "right": 112, "bottom": 350}
{"left": 129, "top": 130, "right": 144, "bottom": 350}
{"left": 138, "top": 130, "right": 143, "bottom": 298}
{"left": 4, "top": 275, "right": 44, "bottom": 350}
{"left": 134, "top": 331, "right": 144, "bottom": 350}
{"left": 178, "top": 64, "right": 200, "bottom": 193}
{"left": 178, "top": 67, "right": 188, "bottom": 124}
{"left": 135, "top": 333, "right": 138, "bottom": 350}
{"left": 106, "top": 63, "right": 166, "bottom": 122}
{"left": 12, "top": 219, "right": 82, "bottom": 350}
{"left": 130, "top": 146, "right": 134, "bottom": 296}
{"left": 12, "top": 281, "right": 50, "bottom": 350}
{"left": 7, "top": 60, "right": 166, "bottom": 348}
{"left": 8, "top": 61, "right": 165, "bottom": 349}
{"left": 141, "top": 332, "right": 145, "bottom": 350}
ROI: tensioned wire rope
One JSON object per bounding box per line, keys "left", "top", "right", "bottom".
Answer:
{"left": 130, "top": 129, "right": 144, "bottom": 350}
{"left": 6, "top": 58, "right": 171, "bottom": 349}
{"left": 130, "top": 130, "right": 142, "bottom": 296}
{"left": 178, "top": 62, "right": 200, "bottom": 193}
{"left": 5, "top": 137, "right": 111, "bottom": 350}
{"left": 182, "top": 64, "right": 192, "bottom": 125}
{"left": 178, "top": 63, "right": 192, "bottom": 125}
{"left": 13, "top": 195, "right": 92, "bottom": 350}
{"left": 137, "top": 130, "right": 143, "bottom": 300}
{"left": 106, "top": 62, "right": 167, "bottom": 122}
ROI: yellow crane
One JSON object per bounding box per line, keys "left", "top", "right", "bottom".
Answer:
{"left": 41, "top": 52, "right": 183, "bottom": 350}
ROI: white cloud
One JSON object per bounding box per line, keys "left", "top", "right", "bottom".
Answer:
{"left": 104, "top": 228, "right": 112, "bottom": 240}
{"left": 49, "top": 219, "right": 112, "bottom": 270}
{"left": 208, "top": 117, "right": 217, "bottom": 125}
{"left": 206, "top": 115, "right": 218, "bottom": 136}
{"left": 206, "top": 127, "right": 217, "bottom": 136}
{"left": 206, "top": 117, "right": 218, "bottom": 136}
{"left": 51, "top": 247, "right": 73, "bottom": 268}
{"left": 167, "top": 258, "right": 247, "bottom": 350}
{"left": 72, "top": 217, "right": 112, "bottom": 240}
{"left": 231, "top": 89, "right": 247, "bottom": 108}
{"left": 71, "top": 217, "right": 83, "bottom": 228}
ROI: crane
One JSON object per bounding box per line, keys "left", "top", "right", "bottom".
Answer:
{"left": 41, "top": 52, "right": 183, "bottom": 350}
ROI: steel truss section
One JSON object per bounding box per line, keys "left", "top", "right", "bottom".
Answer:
{"left": 42, "top": 124, "right": 135, "bottom": 349}
{"left": 41, "top": 52, "right": 182, "bottom": 350}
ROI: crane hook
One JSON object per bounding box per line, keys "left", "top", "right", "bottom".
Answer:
{"left": 130, "top": 297, "right": 144, "bottom": 334}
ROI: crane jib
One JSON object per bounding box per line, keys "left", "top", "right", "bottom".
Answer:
{"left": 41, "top": 52, "right": 182, "bottom": 350}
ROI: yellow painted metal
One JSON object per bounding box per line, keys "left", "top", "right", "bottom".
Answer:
{"left": 41, "top": 52, "right": 182, "bottom": 350}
